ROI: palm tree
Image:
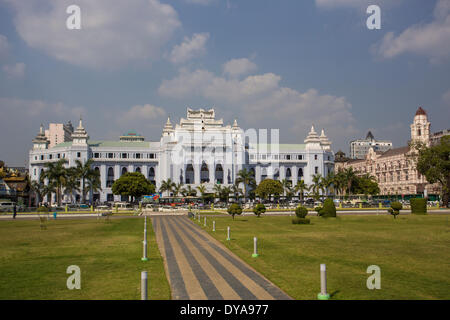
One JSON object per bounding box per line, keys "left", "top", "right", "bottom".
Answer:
{"left": 181, "top": 185, "right": 197, "bottom": 197}
{"left": 173, "top": 183, "right": 183, "bottom": 197}
{"left": 74, "top": 159, "right": 96, "bottom": 204}
{"left": 231, "top": 183, "right": 242, "bottom": 203}
{"left": 294, "top": 179, "right": 310, "bottom": 202}
{"left": 86, "top": 169, "right": 101, "bottom": 203}
{"left": 236, "top": 168, "right": 255, "bottom": 204}
{"left": 221, "top": 186, "right": 232, "bottom": 204}
{"left": 343, "top": 167, "right": 357, "bottom": 197}
{"left": 41, "top": 159, "right": 68, "bottom": 206}
{"left": 281, "top": 179, "right": 292, "bottom": 202}
{"left": 197, "top": 184, "right": 207, "bottom": 203}
{"left": 311, "top": 173, "right": 324, "bottom": 201}
{"left": 30, "top": 178, "right": 46, "bottom": 207}
{"left": 213, "top": 184, "right": 223, "bottom": 202}
{"left": 321, "top": 172, "right": 335, "bottom": 200}
{"left": 64, "top": 167, "right": 80, "bottom": 204}
{"left": 333, "top": 170, "right": 346, "bottom": 197}
{"left": 159, "top": 179, "right": 176, "bottom": 197}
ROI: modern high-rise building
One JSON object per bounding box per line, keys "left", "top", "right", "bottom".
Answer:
{"left": 349, "top": 131, "right": 392, "bottom": 159}
{"left": 44, "top": 122, "right": 74, "bottom": 148}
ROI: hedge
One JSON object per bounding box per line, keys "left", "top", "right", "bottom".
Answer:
{"left": 410, "top": 198, "right": 427, "bottom": 214}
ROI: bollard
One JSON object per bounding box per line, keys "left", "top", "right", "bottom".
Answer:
{"left": 142, "top": 217, "right": 148, "bottom": 261}
{"left": 227, "top": 226, "right": 230, "bottom": 241}
{"left": 141, "top": 271, "right": 148, "bottom": 300}
{"left": 213, "top": 221, "right": 216, "bottom": 232}
{"left": 204, "top": 216, "right": 206, "bottom": 227}
{"left": 317, "top": 264, "right": 330, "bottom": 300}
{"left": 198, "top": 214, "right": 200, "bottom": 222}
{"left": 252, "top": 237, "right": 259, "bottom": 258}
{"left": 65, "top": 205, "right": 68, "bottom": 213}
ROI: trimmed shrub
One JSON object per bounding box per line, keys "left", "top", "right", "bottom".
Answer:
{"left": 292, "top": 217, "right": 311, "bottom": 224}
{"left": 388, "top": 201, "right": 402, "bottom": 219}
{"left": 253, "top": 203, "right": 266, "bottom": 217}
{"left": 314, "top": 206, "right": 323, "bottom": 215}
{"left": 227, "top": 203, "right": 242, "bottom": 220}
{"left": 320, "top": 198, "right": 337, "bottom": 218}
{"left": 36, "top": 206, "right": 49, "bottom": 213}
{"left": 295, "top": 206, "right": 308, "bottom": 219}
{"left": 410, "top": 198, "right": 427, "bottom": 215}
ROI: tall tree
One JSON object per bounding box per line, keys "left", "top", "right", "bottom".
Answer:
{"left": 415, "top": 136, "right": 450, "bottom": 207}
{"left": 343, "top": 167, "right": 357, "bottom": 197}
{"left": 86, "top": 168, "right": 102, "bottom": 203}
{"left": 159, "top": 179, "right": 176, "bottom": 197}
{"left": 181, "top": 185, "right": 197, "bottom": 197}
{"left": 196, "top": 184, "right": 207, "bottom": 203}
{"left": 294, "top": 179, "right": 310, "bottom": 202}
{"left": 236, "top": 168, "right": 255, "bottom": 204}
{"left": 74, "top": 159, "right": 96, "bottom": 204}
{"left": 41, "top": 158, "right": 68, "bottom": 206}
{"left": 173, "top": 183, "right": 183, "bottom": 197}
{"left": 64, "top": 167, "right": 80, "bottom": 204}
{"left": 311, "top": 173, "right": 324, "bottom": 201}
{"left": 255, "top": 179, "right": 284, "bottom": 201}
{"left": 112, "top": 172, "right": 155, "bottom": 203}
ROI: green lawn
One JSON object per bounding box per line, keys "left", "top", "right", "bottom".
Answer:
{"left": 0, "top": 217, "right": 171, "bottom": 300}
{"left": 193, "top": 214, "right": 450, "bottom": 300}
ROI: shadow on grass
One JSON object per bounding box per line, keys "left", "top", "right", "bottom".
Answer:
{"left": 330, "top": 290, "right": 340, "bottom": 299}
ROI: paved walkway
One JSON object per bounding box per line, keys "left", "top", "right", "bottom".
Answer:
{"left": 152, "top": 215, "right": 291, "bottom": 300}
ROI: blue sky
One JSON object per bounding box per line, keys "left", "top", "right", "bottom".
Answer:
{"left": 1, "top": 0, "right": 449, "bottom": 166}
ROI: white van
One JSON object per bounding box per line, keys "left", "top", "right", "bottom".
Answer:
{"left": 0, "top": 202, "right": 15, "bottom": 212}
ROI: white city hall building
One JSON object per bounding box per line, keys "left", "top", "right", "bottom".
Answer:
{"left": 29, "top": 108, "right": 335, "bottom": 203}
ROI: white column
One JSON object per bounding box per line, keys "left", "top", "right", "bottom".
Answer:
{"left": 292, "top": 165, "right": 298, "bottom": 186}
{"left": 209, "top": 162, "right": 215, "bottom": 184}
{"left": 255, "top": 166, "right": 261, "bottom": 185}
{"left": 194, "top": 164, "right": 201, "bottom": 185}
{"left": 100, "top": 165, "right": 106, "bottom": 190}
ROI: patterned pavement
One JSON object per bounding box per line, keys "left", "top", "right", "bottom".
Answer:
{"left": 152, "top": 215, "right": 291, "bottom": 300}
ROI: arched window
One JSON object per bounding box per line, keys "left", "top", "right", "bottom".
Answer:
{"left": 121, "top": 167, "right": 128, "bottom": 175}
{"left": 215, "top": 164, "right": 223, "bottom": 184}
{"left": 135, "top": 167, "right": 141, "bottom": 173}
{"left": 201, "top": 162, "right": 209, "bottom": 183}
{"left": 298, "top": 168, "right": 303, "bottom": 178}
{"left": 185, "top": 164, "right": 194, "bottom": 184}
{"left": 286, "top": 168, "right": 292, "bottom": 178}
{"left": 107, "top": 167, "right": 114, "bottom": 187}
{"left": 148, "top": 167, "right": 155, "bottom": 185}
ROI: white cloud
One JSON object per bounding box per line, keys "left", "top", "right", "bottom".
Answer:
{"left": 315, "top": 0, "right": 392, "bottom": 9}
{"left": 121, "top": 104, "right": 166, "bottom": 123}
{"left": 169, "top": 33, "right": 209, "bottom": 64}
{"left": 5, "top": 0, "right": 181, "bottom": 68}
{"left": 0, "top": 97, "right": 85, "bottom": 118}
{"left": 158, "top": 66, "right": 356, "bottom": 145}
{"left": 223, "top": 58, "right": 257, "bottom": 78}
{"left": 374, "top": 0, "right": 450, "bottom": 63}
{"left": 184, "top": 0, "right": 216, "bottom": 5}
{"left": 3, "top": 62, "right": 26, "bottom": 78}
{"left": 0, "top": 34, "right": 9, "bottom": 58}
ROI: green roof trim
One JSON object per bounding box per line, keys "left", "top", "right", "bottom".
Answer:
{"left": 53, "top": 140, "right": 154, "bottom": 149}
{"left": 249, "top": 143, "right": 306, "bottom": 152}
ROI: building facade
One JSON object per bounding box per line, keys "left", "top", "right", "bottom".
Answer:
{"left": 335, "top": 107, "right": 441, "bottom": 197}
{"left": 44, "top": 122, "right": 74, "bottom": 149}
{"left": 349, "top": 131, "right": 392, "bottom": 159}
{"left": 29, "top": 108, "right": 335, "bottom": 203}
